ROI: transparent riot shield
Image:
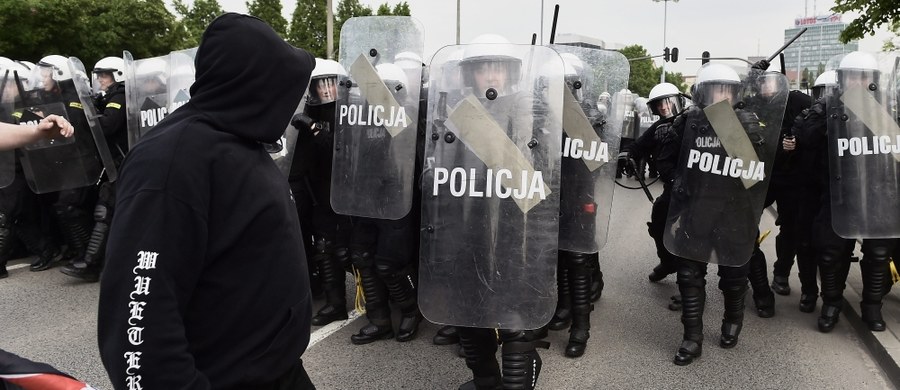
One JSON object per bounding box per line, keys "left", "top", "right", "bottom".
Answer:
{"left": 124, "top": 52, "right": 169, "bottom": 147}
{"left": 0, "top": 66, "right": 25, "bottom": 188}
{"left": 17, "top": 64, "right": 104, "bottom": 193}
{"left": 826, "top": 53, "right": 900, "bottom": 238}
{"left": 663, "top": 66, "right": 787, "bottom": 266}
{"left": 551, "top": 45, "right": 628, "bottom": 253}
{"left": 168, "top": 48, "right": 197, "bottom": 113}
{"left": 269, "top": 95, "right": 308, "bottom": 178}
{"left": 419, "top": 44, "right": 564, "bottom": 329}
{"left": 69, "top": 57, "right": 118, "bottom": 182}
{"left": 330, "top": 16, "right": 424, "bottom": 220}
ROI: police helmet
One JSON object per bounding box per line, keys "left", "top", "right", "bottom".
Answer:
{"left": 136, "top": 57, "right": 168, "bottom": 94}
{"left": 837, "top": 51, "right": 879, "bottom": 91}
{"left": 37, "top": 54, "right": 72, "bottom": 83}
{"left": 376, "top": 63, "right": 408, "bottom": 101}
{"left": 93, "top": 57, "right": 125, "bottom": 83}
{"left": 812, "top": 70, "right": 837, "bottom": 101}
{"left": 459, "top": 34, "right": 521, "bottom": 96}
{"left": 308, "top": 58, "right": 346, "bottom": 106}
{"left": 693, "top": 63, "right": 742, "bottom": 108}
{"left": 647, "top": 82, "right": 685, "bottom": 118}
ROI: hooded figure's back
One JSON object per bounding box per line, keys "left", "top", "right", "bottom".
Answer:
{"left": 98, "top": 13, "right": 316, "bottom": 389}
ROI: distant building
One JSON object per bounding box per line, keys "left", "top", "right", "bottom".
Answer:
{"left": 554, "top": 33, "right": 626, "bottom": 50}
{"left": 782, "top": 13, "right": 858, "bottom": 89}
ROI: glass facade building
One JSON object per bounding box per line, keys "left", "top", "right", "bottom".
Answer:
{"left": 782, "top": 14, "right": 858, "bottom": 88}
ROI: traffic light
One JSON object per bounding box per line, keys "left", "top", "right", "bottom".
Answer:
{"left": 701, "top": 51, "right": 710, "bottom": 65}
{"left": 663, "top": 47, "right": 670, "bottom": 62}
{"left": 671, "top": 47, "right": 679, "bottom": 63}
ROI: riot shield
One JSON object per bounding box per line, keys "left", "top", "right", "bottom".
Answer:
{"left": 551, "top": 45, "right": 628, "bottom": 253}
{"left": 168, "top": 48, "right": 197, "bottom": 113}
{"left": 826, "top": 53, "right": 900, "bottom": 238}
{"left": 124, "top": 52, "right": 169, "bottom": 147}
{"left": 330, "top": 16, "right": 424, "bottom": 220}
{"left": 663, "top": 65, "right": 787, "bottom": 266}
{"left": 69, "top": 57, "right": 118, "bottom": 182}
{"left": 269, "top": 97, "right": 308, "bottom": 178}
{"left": 419, "top": 44, "right": 564, "bottom": 329}
{"left": 17, "top": 63, "right": 104, "bottom": 193}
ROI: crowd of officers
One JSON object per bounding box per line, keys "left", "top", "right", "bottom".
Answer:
{"left": 0, "top": 55, "right": 126, "bottom": 283}
{"left": 2, "top": 31, "right": 899, "bottom": 390}
{"left": 290, "top": 38, "right": 900, "bottom": 389}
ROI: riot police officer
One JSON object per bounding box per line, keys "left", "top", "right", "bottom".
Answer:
{"left": 419, "top": 34, "right": 564, "bottom": 389}
{"left": 60, "top": 56, "right": 128, "bottom": 282}
{"left": 620, "top": 82, "right": 687, "bottom": 283}
{"left": 547, "top": 47, "right": 625, "bottom": 359}
{"left": 810, "top": 51, "right": 900, "bottom": 332}
{"left": 290, "top": 59, "right": 352, "bottom": 326}
{"left": 664, "top": 63, "right": 784, "bottom": 365}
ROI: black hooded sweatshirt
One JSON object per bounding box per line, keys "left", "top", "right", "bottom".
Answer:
{"left": 98, "top": 13, "right": 315, "bottom": 389}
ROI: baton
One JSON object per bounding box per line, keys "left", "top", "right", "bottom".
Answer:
{"left": 767, "top": 28, "right": 807, "bottom": 62}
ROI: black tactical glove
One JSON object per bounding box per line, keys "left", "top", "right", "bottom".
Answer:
{"left": 291, "top": 113, "right": 315, "bottom": 132}
{"left": 751, "top": 59, "right": 770, "bottom": 71}
{"left": 617, "top": 152, "right": 638, "bottom": 177}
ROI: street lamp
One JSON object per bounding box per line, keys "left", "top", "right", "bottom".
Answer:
{"left": 652, "top": 0, "right": 679, "bottom": 83}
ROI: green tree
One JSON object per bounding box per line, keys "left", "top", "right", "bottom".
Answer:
{"left": 247, "top": 0, "right": 288, "bottom": 37}
{"left": 376, "top": 3, "right": 392, "bottom": 15}
{"left": 0, "top": 0, "right": 179, "bottom": 69}
{"left": 392, "top": 2, "right": 411, "bottom": 15}
{"left": 288, "top": 0, "right": 328, "bottom": 58}
{"left": 335, "top": 0, "right": 373, "bottom": 53}
{"left": 619, "top": 45, "right": 656, "bottom": 97}
{"left": 172, "top": 0, "right": 224, "bottom": 48}
{"left": 881, "top": 20, "right": 900, "bottom": 50}
{"left": 832, "top": 0, "right": 900, "bottom": 43}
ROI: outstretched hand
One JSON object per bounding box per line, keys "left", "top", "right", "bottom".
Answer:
{"left": 36, "top": 114, "right": 74, "bottom": 139}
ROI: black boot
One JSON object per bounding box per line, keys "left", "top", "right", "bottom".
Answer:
{"left": 311, "top": 241, "right": 348, "bottom": 326}
{"left": 500, "top": 331, "right": 543, "bottom": 390}
{"left": 674, "top": 266, "right": 705, "bottom": 366}
{"left": 860, "top": 302, "right": 886, "bottom": 331}
{"left": 548, "top": 261, "right": 571, "bottom": 331}
{"left": 433, "top": 325, "right": 459, "bottom": 345}
{"left": 719, "top": 280, "right": 747, "bottom": 349}
{"left": 377, "top": 263, "right": 422, "bottom": 342}
{"left": 799, "top": 294, "right": 817, "bottom": 313}
{"left": 748, "top": 247, "right": 775, "bottom": 318}
{"left": 771, "top": 275, "right": 791, "bottom": 295}
{"left": 649, "top": 263, "right": 673, "bottom": 283}
{"left": 817, "top": 303, "right": 842, "bottom": 333}
{"left": 458, "top": 327, "right": 500, "bottom": 390}
{"left": 61, "top": 204, "right": 111, "bottom": 282}
{"left": 55, "top": 204, "right": 92, "bottom": 264}
{"left": 565, "top": 253, "right": 593, "bottom": 358}
{"left": 350, "top": 262, "right": 393, "bottom": 345}
{"left": 860, "top": 241, "right": 894, "bottom": 332}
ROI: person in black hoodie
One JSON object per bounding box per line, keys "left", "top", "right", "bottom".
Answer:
{"left": 98, "top": 13, "right": 316, "bottom": 389}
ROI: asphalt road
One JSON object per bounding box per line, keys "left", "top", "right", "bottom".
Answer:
{"left": 1, "top": 180, "right": 893, "bottom": 389}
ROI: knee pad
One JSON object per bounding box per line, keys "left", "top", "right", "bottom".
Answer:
{"left": 350, "top": 250, "right": 374, "bottom": 268}
{"left": 676, "top": 267, "right": 706, "bottom": 288}
{"left": 564, "top": 251, "right": 591, "bottom": 268}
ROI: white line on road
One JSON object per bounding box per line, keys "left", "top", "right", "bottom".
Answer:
{"left": 306, "top": 309, "right": 362, "bottom": 350}
{"left": 8, "top": 263, "right": 29, "bottom": 271}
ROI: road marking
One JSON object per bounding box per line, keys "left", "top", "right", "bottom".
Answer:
{"left": 8, "top": 263, "right": 29, "bottom": 271}
{"left": 306, "top": 309, "right": 363, "bottom": 350}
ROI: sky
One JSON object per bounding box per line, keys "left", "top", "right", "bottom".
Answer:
{"left": 204, "top": 0, "right": 893, "bottom": 76}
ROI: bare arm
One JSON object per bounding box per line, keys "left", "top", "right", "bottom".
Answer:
{"left": 0, "top": 114, "right": 74, "bottom": 150}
